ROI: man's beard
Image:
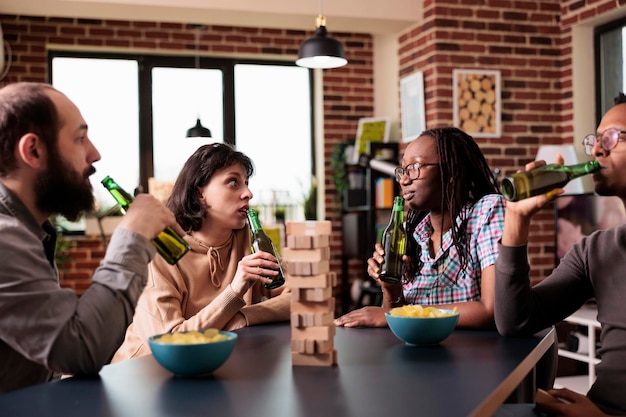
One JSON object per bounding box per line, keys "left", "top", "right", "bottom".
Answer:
{"left": 35, "top": 150, "right": 96, "bottom": 222}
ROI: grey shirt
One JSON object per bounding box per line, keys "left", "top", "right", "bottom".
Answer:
{"left": 0, "top": 182, "right": 155, "bottom": 393}
{"left": 495, "top": 225, "right": 626, "bottom": 415}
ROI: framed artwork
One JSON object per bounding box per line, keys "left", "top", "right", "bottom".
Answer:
{"left": 400, "top": 72, "right": 426, "bottom": 143}
{"left": 352, "top": 116, "right": 391, "bottom": 162}
{"left": 452, "top": 69, "right": 501, "bottom": 138}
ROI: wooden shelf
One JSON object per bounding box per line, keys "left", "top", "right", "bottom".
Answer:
{"left": 556, "top": 304, "right": 599, "bottom": 393}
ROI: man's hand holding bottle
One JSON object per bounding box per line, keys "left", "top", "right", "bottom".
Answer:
{"left": 501, "top": 155, "right": 565, "bottom": 247}
{"left": 118, "top": 194, "right": 185, "bottom": 243}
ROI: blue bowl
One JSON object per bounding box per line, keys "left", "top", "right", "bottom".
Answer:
{"left": 385, "top": 310, "right": 459, "bottom": 345}
{"left": 148, "top": 330, "right": 237, "bottom": 376}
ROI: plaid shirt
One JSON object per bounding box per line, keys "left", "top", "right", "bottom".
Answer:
{"left": 403, "top": 193, "right": 505, "bottom": 305}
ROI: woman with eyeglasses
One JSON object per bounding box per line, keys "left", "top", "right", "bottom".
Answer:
{"left": 335, "top": 127, "right": 505, "bottom": 329}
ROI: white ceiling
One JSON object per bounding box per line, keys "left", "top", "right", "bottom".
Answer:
{"left": 0, "top": 0, "right": 422, "bottom": 35}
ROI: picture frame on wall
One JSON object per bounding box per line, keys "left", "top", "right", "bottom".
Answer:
{"left": 452, "top": 69, "right": 501, "bottom": 138}
{"left": 400, "top": 71, "right": 426, "bottom": 143}
{"left": 352, "top": 116, "right": 391, "bottom": 162}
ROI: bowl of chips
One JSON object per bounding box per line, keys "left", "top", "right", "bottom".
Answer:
{"left": 148, "top": 329, "right": 237, "bottom": 376}
{"left": 385, "top": 305, "right": 459, "bottom": 346}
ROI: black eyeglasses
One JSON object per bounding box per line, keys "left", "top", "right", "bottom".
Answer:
{"left": 582, "top": 128, "right": 626, "bottom": 155}
{"left": 394, "top": 162, "right": 439, "bottom": 182}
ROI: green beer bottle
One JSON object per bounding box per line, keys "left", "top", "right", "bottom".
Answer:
{"left": 245, "top": 209, "right": 285, "bottom": 290}
{"left": 379, "top": 196, "right": 407, "bottom": 284}
{"left": 501, "top": 160, "right": 600, "bottom": 202}
{"left": 100, "top": 176, "right": 190, "bottom": 265}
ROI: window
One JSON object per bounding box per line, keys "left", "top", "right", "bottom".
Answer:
{"left": 151, "top": 66, "right": 225, "bottom": 180}
{"left": 234, "top": 64, "right": 313, "bottom": 220}
{"left": 595, "top": 17, "right": 626, "bottom": 123}
{"left": 51, "top": 57, "right": 140, "bottom": 209}
{"left": 50, "top": 53, "right": 313, "bottom": 228}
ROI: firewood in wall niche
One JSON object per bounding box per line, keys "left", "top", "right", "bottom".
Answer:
{"left": 455, "top": 71, "right": 497, "bottom": 134}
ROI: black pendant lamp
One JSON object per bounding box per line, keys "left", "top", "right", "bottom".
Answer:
{"left": 185, "top": 25, "right": 212, "bottom": 138}
{"left": 296, "top": 1, "right": 347, "bottom": 69}
{"left": 186, "top": 117, "right": 212, "bottom": 138}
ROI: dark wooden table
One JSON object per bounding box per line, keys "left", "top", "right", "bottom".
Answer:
{"left": 0, "top": 323, "right": 555, "bottom": 417}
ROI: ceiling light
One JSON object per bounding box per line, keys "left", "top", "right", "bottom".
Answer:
{"left": 186, "top": 117, "right": 212, "bottom": 138}
{"left": 186, "top": 25, "right": 212, "bottom": 138}
{"left": 296, "top": 2, "right": 347, "bottom": 69}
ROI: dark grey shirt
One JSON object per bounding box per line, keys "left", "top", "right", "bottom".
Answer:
{"left": 0, "top": 182, "right": 155, "bottom": 393}
{"left": 495, "top": 225, "right": 626, "bottom": 415}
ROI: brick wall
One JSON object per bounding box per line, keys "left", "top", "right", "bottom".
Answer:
{"left": 0, "top": 14, "right": 373, "bottom": 296}
{"left": 57, "top": 236, "right": 107, "bottom": 294}
{"left": 2, "top": 0, "right": 625, "bottom": 294}
{"left": 398, "top": 0, "right": 624, "bottom": 282}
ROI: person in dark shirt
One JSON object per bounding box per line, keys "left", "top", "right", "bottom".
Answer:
{"left": 0, "top": 82, "right": 184, "bottom": 393}
{"left": 494, "top": 93, "right": 626, "bottom": 416}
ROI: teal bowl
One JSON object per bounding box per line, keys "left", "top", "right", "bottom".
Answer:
{"left": 385, "top": 310, "right": 459, "bottom": 345}
{"left": 148, "top": 330, "right": 237, "bottom": 377}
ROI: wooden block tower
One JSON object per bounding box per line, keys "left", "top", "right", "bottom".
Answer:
{"left": 284, "top": 220, "right": 337, "bottom": 366}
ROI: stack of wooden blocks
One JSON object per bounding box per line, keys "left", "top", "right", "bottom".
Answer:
{"left": 283, "top": 220, "right": 337, "bottom": 367}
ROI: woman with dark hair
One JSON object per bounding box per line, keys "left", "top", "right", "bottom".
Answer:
{"left": 335, "top": 127, "right": 504, "bottom": 329}
{"left": 112, "top": 143, "right": 290, "bottom": 362}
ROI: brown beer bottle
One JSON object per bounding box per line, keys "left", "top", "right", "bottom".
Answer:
{"left": 379, "top": 196, "right": 407, "bottom": 284}
{"left": 101, "top": 176, "right": 189, "bottom": 265}
{"left": 246, "top": 209, "right": 285, "bottom": 289}
{"left": 501, "top": 161, "right": 600, "bottom": 201}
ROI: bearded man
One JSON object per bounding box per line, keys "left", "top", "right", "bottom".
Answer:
{"left": 0, "top": 82, "right": 185, "bottom": 393}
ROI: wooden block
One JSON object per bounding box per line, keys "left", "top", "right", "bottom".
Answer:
{"left": 286, "top": 260, "right": 330, "bottom": 276}
{"left": 291, "top": 298, "right": 334, "bottom": 314}
{"left": 281, "top": 247, "right": 330, "bottom": 262}
{"left": 286, "top": 273, "right": 335, "bottom": 289}
{"left": 286, "top": 221, "right": 332, "bottom": 236}
{"left": 291, "top": 311, "right": 334, "bottom": 327}
{"left": 291, "top": 286, "right": 332, "bottom": 302}
{"left": 286, "top": 234, "right": 330, "bottom": 249}
{"left": 291, "top": 350, "right": 337, "bottom": 366}
{"left": 291, "top": 338, "right": 334, "bottom": 354}
{"left": 291, "top": 325, "right": 335, "bottom": 341}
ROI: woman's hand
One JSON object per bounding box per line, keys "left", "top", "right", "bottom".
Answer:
{"left": 231, "top": 252, "right": 279, "bottom": 297}
{"left": 334, "top": 306, "right": 389, "bottom": 328}
{"left": 366, "top": 243, "right": 385, "bottom": 281}
{"left": 367, "top": 243, "right": 409, "bottom": 283}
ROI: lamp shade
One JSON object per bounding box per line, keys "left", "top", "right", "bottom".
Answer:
{"left": 296, "top": 26, "right": 347, "bottom": 69}
{"left": 186, "top": 118, "right": 212, "bottom": 138}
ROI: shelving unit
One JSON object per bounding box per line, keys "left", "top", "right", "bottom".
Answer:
{"left": 341, "top": 142, "right": 399, "bottom": 314}
{"left": 554, "top": 304, "right": 600, "bottom": 394}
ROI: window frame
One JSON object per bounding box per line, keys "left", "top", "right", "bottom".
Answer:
{"left": 594, "top": 16, "right": 626, "bottom": 125}
{"left": 47, "top": 50, "right": 316, "bottom": 195}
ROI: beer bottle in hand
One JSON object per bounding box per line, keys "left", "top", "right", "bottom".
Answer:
{"left": 101, "top": 176, "right": 190, "bottom": 265}
{"left": 246, "top": 209, "right": 285, "bottom": 289}
{"left": 501, "top": 160, "right": 600, "bottom": 201}
{"left": 379, "top": 196, "right": 407, "bottom": 284}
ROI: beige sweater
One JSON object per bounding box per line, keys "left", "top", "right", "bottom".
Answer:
{"left": 111, "top": 227, "right": 290, "bottom": 362}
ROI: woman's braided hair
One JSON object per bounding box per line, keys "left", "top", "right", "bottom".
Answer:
{"left": 403, "top": 127, "right": 500, "bottom": 282}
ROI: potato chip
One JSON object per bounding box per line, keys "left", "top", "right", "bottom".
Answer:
{"left": 155, "top": 329, "right": 229, "bottom": 344}
{"left": 389, "top": 305, "right": 457, "bottom": 318}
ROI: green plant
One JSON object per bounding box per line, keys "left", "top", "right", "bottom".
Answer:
{"left": 49, "top": 215, "right": 77, "bottom": 271}
{"left": 55, "top": 233, "right": 76, "bottom": 271}
{"left": 303, "top": 178, "right": 317, "bottom": 220}
{"left": 273, "top": 205, "right": 286, "bottom": 222}
{"left": 330, "top": 139, "right": 354, "bottom": 209}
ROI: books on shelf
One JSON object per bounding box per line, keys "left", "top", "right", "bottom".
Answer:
{"left": 375, "top": 177, "right": 394, "bottom": 208}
